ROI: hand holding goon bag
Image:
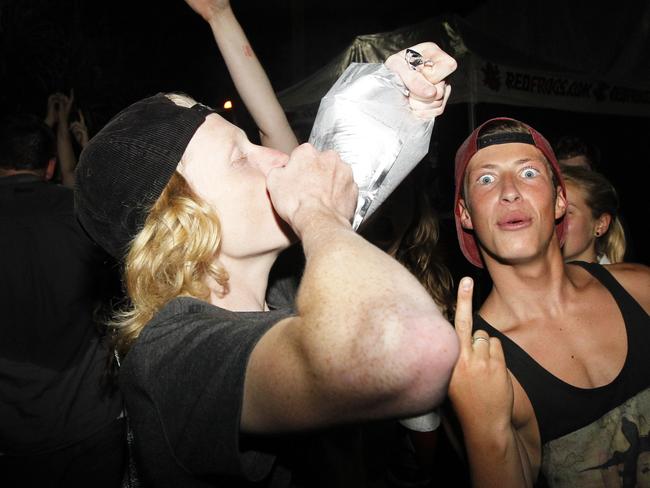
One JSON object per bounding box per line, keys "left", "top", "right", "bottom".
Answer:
{"left": 309, "top": 43, "right": 454, "bottom": 229}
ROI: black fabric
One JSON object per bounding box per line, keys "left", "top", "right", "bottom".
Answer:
{"left": 121, "top": 297, "right": 281, "bottom": 486}
{"left": 74, "top": 94, "right": 215, "bottom": 260}
{"left": 120, "top": 297, "right": 367, "bottom": 488}
{"left": 266, "top": 244, "right": 303, "bottom": 310}
{"left": 473, "top": 261, "right": 650, "bottom": 445}
{"left": 0, "top": 176, "right": 124, "bottom": 455}
{"left": 476, "top": 131, "right": 535, "bottom": 149}
{"left": 0, "top": 417, "right": 127, "bottom": 488}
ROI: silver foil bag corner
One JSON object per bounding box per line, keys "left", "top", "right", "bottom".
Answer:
{"left": 309, "top": 63, "right": 435, "bottom": 229}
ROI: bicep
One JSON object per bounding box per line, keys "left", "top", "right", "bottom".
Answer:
{"left": 511, "top": 373, "right": 540, "bottom": 485}
{"left": 514, "top": 430, "right": 535, "bottom": 488}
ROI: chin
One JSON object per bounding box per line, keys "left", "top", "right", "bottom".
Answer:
{"left": 268, "top": 208, "right": 297, "bottom": 245}
{"left": 487, "top": 243, "right": 539, "bottom": 266}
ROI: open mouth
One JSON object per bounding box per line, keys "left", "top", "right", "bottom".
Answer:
{"left": 498, "top": 215, "right": 531, "bottom": 229}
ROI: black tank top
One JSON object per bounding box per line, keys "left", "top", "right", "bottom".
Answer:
{"left": 473, "top": 261, "right": 650, "bottom": 445}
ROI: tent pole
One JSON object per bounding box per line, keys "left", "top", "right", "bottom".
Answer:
{"left": 468, "top": 54, "right": 477, "bottom": 131}
{"left": 468, "top": 101, "right": 476, "bottom": 132}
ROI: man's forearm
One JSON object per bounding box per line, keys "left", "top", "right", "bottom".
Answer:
{"left": 295, "top": 209, "right": 458, "bottom": 418}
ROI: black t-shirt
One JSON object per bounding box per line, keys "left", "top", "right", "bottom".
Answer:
{"left": 120, "top": 297, "right": 367, "bottom": 487}
{"left": 0, "top": 175, "right": 123, "bottom": 454}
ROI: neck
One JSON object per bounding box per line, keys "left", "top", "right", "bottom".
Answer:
{"left": 207, "top": 251, "right": 278, "bottom": 312}
{"left": 481, "top": 243, "right": 574, "bottom": 326}
{"left": 564, "top": 246, "right": 598, "bottom": 264}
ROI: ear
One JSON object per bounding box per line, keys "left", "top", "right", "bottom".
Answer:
{"left": 45, "top": 158, "right": 56, "bottom": 181}
{"left": 555, "top": 186, "right": 567, "bottom": 220}
{"left": 458, "top": 198, "right": 474, "bottom": 230}
{"left": 595, "top": 213, "right": 612, "bottom": 236}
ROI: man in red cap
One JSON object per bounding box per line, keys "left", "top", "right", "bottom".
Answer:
{"left": 448, "top": 117, "right": 650, "bottom": 487}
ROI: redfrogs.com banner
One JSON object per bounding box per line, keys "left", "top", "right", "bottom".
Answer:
{"left": 451, "top": 56, "right": 650, "bottom": 117}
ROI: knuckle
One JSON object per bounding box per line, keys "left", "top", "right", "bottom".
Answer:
{"left": 297, "top": 142, "right": 316, "bottom": 156}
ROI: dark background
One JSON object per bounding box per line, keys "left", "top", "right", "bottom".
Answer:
{"left": 2, "top": 0, "right": 648, "bottom": 269}
{"left": 0, "top": 0, "right": 482, "bottom": 123}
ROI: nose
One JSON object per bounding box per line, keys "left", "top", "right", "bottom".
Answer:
{"left": 500, "top": 172, "right": 521, "bottom": 204}
{"left": 251, "top": 145, "right": 289, "bottom": 177}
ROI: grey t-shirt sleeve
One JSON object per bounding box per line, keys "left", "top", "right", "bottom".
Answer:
{"left": 120, "top": 297, "right": 293, "bottom": 484}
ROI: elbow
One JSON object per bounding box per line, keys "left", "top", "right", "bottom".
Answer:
{"left": 310, "top": 310, "right": 459, "bottom": 417}
{"left": 398, "top": 315, "right": 460, "bottom": 410}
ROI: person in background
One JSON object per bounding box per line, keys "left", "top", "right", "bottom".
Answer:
{"left": 554, "top": 134, "right": 640, "bottom": 263}
{"left": 553, "top": 134, "right": 599, "bottom": 170}
{"left": 449, "top": 117, "right": 650, "bottom": 487}
{"left": 0, "top": 114, "right": 125, "bottom": 487}
{"left": 561, "top": 164, "right": 626, "bottom": 264}
{"left": 44, "top": 91, "right": 79, "bottom": 187}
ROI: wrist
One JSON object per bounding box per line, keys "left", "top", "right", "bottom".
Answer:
{"left": 463, "top": 417, "right": 514, "bottom": 451}
{"left": 207, "top": 5, "right": 234, "bottom": 27}
{"left": 292, "top": 202, "right": 351, "bottom": 242}
{"left": 57, "top": 126, "right": 71, "bottom": 138}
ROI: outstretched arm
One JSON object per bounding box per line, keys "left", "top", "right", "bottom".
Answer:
{"left": 448, "top": 278, "right": 534, "bottom": 488}
{"left": 185, "top": 0, "right": 299, "bottom": 153}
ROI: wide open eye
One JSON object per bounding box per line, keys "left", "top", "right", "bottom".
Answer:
{"left": 521, "top": 167, "right": 541, "bottom": 179}
{"left": 478, "top": 174, "right": 495, "bottom": 185}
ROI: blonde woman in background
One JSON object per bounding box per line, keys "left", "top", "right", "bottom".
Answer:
{"left": 561, "top": 164, "right": 626, "bottom": 264}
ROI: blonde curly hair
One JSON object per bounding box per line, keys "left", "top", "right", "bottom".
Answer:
{"left": 112, "top": 171, "right": 228, "bottom": 355}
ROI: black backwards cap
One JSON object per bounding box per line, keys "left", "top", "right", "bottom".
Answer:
{"left": 74, "top": 93, "right": 215, "bottom": 260}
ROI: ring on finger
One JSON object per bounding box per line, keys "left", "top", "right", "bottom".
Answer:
{"left": 471, "top": 336, "right": 490, "bottom": 345}
{"left": 405, "top": 48, "right": 434, "bottom": 71}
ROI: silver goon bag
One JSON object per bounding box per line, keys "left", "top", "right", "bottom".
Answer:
{"left": 309, "top": 62, "right": 435, "bottom": 229}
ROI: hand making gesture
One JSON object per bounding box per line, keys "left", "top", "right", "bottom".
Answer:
{"left": 448, "top": 277, "right": 514, "bottom": 433}
{"left": 385, "top": 42, "right": 456, "bottom": 119}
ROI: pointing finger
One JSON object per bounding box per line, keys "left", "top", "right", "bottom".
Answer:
{"left": 454, "top": 277, "right": 474, "bottom": 348}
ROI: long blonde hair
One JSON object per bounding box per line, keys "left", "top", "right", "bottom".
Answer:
{"left": 561, "top": 165, "right": 626, "bottom": 263}
{"left": 112, "top": 172, "right": 228, "bottom": 355}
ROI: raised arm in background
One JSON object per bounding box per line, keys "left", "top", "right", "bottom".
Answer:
{"left": 186, "top": 0, "right": 300, "bottom": 153}
{"left": 70, "top": 109, "right": 90, "bottom": 149}
{"left": 45, "top": 91, "right": 77, "bottom": 188}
